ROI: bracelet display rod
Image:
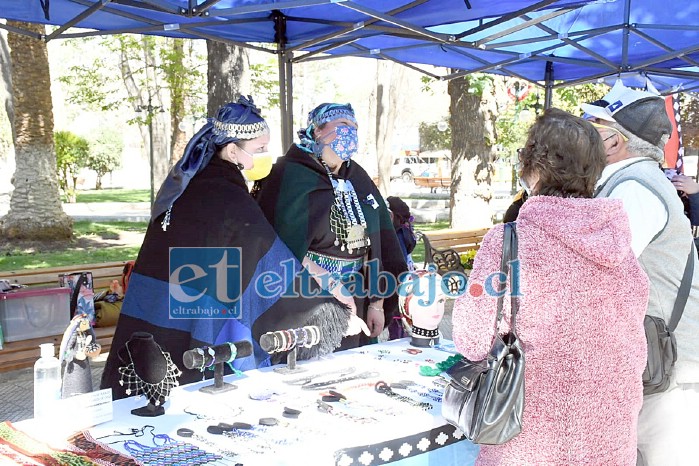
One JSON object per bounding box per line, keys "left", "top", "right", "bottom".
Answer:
{"left": 182, "top": 340, "right": 252, "bottom": 394}
{"left": 259, "top": 326, "right": 321, "bottom": 373}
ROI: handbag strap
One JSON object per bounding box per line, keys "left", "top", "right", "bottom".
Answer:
{"left": 495, "top": 222, "right": 519, "bottom": 333}
{"left": 668, "top": 241, "right": 695, "bottom": 332}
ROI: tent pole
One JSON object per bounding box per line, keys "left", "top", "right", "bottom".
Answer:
{"left": 274, "top": 10, "right": 294, "bottom": 151}
{"left": 278, "top": 50, "right": 293, "bottom": 151}
{"left": 285, "top": 51, "right": 294, "bottom": 150}
{"left": 544, "top": 61, "right": 553, "bottom": 109}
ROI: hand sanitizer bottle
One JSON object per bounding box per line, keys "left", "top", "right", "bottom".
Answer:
{"left": 33, "top": 343, "right": 61, "bottom": 419}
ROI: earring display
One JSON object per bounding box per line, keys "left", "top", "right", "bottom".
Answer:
{"left": 117, "top": 332, "right": 182, "bottom": 417}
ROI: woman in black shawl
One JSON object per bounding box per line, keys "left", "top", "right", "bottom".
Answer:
{"left": 101, "top": 97, "right": 354, "bottom": 397}
{"left": 254, "top": 103, "right": 407, "bottom": 348}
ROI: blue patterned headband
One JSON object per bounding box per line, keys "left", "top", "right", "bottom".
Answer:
{"left": 297, "top": 103, "right": 356, "bottom": 154}
{"left": 152, "top": 95, "right": 267, "bottom": 226}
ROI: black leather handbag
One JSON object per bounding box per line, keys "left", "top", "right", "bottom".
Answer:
{"left": 441, "top": 222, "right": 525, "bottom": 445}
{"left": 642, "top": 243, "right": 694, "bottom": 395}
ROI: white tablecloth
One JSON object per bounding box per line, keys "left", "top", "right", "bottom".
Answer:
{"left": 32, "top": 339, "right": 481, "bottom": 465}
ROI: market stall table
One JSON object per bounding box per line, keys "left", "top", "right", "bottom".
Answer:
{"left": 20, "top": 339, "right": 479, "bottom": 465}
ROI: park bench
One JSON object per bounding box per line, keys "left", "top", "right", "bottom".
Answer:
{"left": 417, "top": 227, "right": 489, "bottom": 274}
{"left": 0, "top": 261, "right": 127, "bottom": 372}
{"left": 413, "top": 176, "right": 451, "bottom": 193}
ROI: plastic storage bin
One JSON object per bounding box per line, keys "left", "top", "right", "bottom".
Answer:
{"left": 0, "top": 288, "right": 70, "bottom": 342}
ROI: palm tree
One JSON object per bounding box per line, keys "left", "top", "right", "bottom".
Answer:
{"left": 1, "top": 21, "right": 72, "bottom": 239}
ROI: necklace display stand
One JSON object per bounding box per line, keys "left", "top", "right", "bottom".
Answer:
{"left": 259, "top": 326, "right": 321, "bottom": 374}
{"left": 132, "top": 402, "right": 164, "bottom": 417}
{"left": 117, "top": 332, "right": 182, "bottom": 417}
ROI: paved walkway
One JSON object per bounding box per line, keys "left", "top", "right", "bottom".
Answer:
{"left": 0, "top": 357, "right": 106, "bottom": 423}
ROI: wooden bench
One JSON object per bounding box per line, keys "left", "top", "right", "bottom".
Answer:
{"left": 413, "top": 177, "right": 451, "bottom": 192}
{"left": 417, "top": 227, "right": 489, "bottom": 273}
{"left": 0, "top": 326, "right": 115, "bottom": 372}
{"left": 0, "top": 261, "right": 127, "bottom": 372}
{"left": 0, "top": 261, "right": 129, "bottom": 291}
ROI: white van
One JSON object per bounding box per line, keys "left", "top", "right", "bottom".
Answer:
{"left": 390, "top": 155, "right": 428, "bottom": 182}
{"left": 420, "top": 150, "right": 452, "bottom": 177}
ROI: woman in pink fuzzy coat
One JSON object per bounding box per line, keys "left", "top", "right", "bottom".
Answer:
{"left": 452, "top": 109, "right": 649, "bottom": 466}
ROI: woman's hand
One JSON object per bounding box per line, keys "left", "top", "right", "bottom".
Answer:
{"left": 301, "top": 257, "right": 357, "bottom": 315}
{"left": 334, "top": 284, "right": 357, "bottom": 315}
{"left": 672, "top": 174, "right": 699, "bottom": 195}
{"left": 366, "top": 304, "right": 385, "bottom": 338}
{"left": 345, "top": 313, "right": 370, "bottom": 336}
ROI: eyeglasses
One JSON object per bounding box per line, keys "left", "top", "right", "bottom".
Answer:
{"left": 515, "top": 148, "right": 524, "bottom": 172}
{"left": 589, "top": 122, "right": 629, "bottom": 142}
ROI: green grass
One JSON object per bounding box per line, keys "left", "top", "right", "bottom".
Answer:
{"left": 0, "top": 219, "right": 450, "bottom": 272}
{"left": 75, "top": 188, "right": 150, "bottom": 203}
{"left": 73, "top": 221, "right": 148, "bottom": 239}
{"left": 0, "top": 246, "right": 141, "bottom": 271}
{"left": 411, "top": 220, "right": 450, "bottom": 265}
{"left": 0, "top": 221, "right": 146, "bottom": 272}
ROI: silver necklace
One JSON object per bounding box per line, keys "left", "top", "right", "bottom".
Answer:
{"left": 118, "top": 342, "right": 183, "bottom": 405}
{"left": 320, "top": 160, "right": 370, "bottom": 254}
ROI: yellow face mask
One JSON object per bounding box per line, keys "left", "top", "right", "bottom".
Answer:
{"left": 243, "top": 153, "right": 274, "bottom": 181}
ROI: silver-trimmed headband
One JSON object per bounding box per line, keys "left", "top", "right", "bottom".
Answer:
{"left": 311, "top": 108, "right": 356, "bottom": 128}
{"left": 211, "top": 118, "right": 269, "bottom": 140}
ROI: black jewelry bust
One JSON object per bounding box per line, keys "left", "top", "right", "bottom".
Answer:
{"left": 117, "top": 332, "right": 182, "bottom": 417}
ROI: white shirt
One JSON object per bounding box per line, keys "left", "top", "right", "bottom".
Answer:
{"left": 596, "top": 158, "right": 668, "bottom": 258}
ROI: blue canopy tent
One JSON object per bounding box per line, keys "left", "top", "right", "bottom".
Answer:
{"left": 1, "top": 0, "right": 699, "bottom": 144}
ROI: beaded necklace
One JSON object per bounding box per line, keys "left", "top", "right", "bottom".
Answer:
{"left": 374, "top": 381, "right": 434, "bottom": 411}
{"left": 321, "top": 160, "right": 370, "bottom": 254}
{"left": 419, "top": 353, "right": 464, "bottom": 377}
{"left": 68, "top": 431, "right": 138, "bottom": 466}
{"left": 118, "top": 342, "right": 182, "bottom": 405}
{"left": 122, "top": 436, "right": 223, "bottom": 466}
{"left": 392, "top": 382, "right": 443, "bottom": 403}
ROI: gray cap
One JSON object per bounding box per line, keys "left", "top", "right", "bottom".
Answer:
{"left": 581, "top": 81, "right": 672, "bottom": 148}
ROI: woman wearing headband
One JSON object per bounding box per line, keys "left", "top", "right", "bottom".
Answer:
{"left": 101, "top": 96, "right": 358, "bottom": 396}
{"left": 254, "top": 103, "right": 407, "bottom": 349}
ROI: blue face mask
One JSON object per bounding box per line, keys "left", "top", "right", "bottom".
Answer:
{"left": 329, "top": 125, "right": 358, "bottom": 161}
{"left": 519, "top": 176, "right": 533, "bottom": 196}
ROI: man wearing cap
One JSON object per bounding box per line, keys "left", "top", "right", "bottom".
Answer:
{"left": 582, "top": 82, "right": 699, "bottom": 465}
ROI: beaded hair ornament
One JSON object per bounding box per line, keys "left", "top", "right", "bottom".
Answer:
{"left": 211, "top": 118, "right": 268, "bottom": 140}
{"left": 118, "top": 341, "right": 182, "bottom": 406}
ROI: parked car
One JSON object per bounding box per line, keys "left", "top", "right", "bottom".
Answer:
{"left": 420, "top": 150, "right": 452, "bottom": 178}
{"left": 390, "top": 155, "right": 428, "bottom": 182}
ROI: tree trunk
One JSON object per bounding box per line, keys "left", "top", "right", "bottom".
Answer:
{"left": 0, "top": 29, "right": 13, "bottom": 141}
{"left": 1, "top": 30, "right": 15, "bottom": 193}
{"left": 448, "top": 74, "right": 497, "bottom": 229}
{"left": 95, "top": 175, "right": 102, "bottom": 190}
{"left": 375, "top": 61, "right": 409, "bottom": 197}
{"left": 118, "top": 42, "right": 169, "bottom": 194}
{"left": 142, "top": 40, "right": 169, "bottom": 190}
{"left": 1, "top": 22, "right": 72, "bottom": 240}
{"left": 207, "top": 41, "right": 249, "bottom": 115}
{"left": 169, "top": 39, "right": 187, "bottom": 167}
